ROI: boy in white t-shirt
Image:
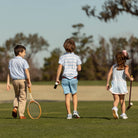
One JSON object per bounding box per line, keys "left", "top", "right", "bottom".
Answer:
{"left": 56, "top": 39, "right": 82, "bottom": 119}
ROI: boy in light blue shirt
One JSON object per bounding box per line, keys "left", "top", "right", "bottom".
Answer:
{"left": 7, "top": 45, "right": 31, "bottom": 119}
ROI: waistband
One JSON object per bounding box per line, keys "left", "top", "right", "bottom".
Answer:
{"left": 12, "top": 79, "right": 26, "bottom": 81}
{"left": 62, "top": 76, "right": 77, "bottom": 79}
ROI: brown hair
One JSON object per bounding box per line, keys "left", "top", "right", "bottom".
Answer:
{"left": 116, "top": 52, "right": 126, "bottom": 68}
{"left": 14, "top": 45, "right": 26, "bottom": 56}
{"left": 63, "top": 39, "right": 76, "bottom": 52}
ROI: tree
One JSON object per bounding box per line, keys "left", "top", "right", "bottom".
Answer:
{"left": 109, "top": 37, "right": 128, "bottom": 64}
{"left": 82, "top": 0, "right": 138, "bottom": 22}
{"left": 42, "top": 48, "right": 62, "bottom": 81}
{"left": 0, "top": 47, "right": 7, "bottom": 80}
{"left": 71, "top": 23, "right": 93, "bottom": 63}
{"left": 127, "top": 36, "right": 138, "bottom": 80}
{"left": 85, "top": 38, "right": 109, "bottom": 80}
{"left": 4, "top": 33, "right": 49, "bottom": 60}
{"left": 79, "top": 50, "right": 96, "bottom": 80}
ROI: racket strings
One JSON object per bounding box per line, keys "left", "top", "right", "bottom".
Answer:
{"left": 28, "top": 102, "right": 41, "bottom": 118}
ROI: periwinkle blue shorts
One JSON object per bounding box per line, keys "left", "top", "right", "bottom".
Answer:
{"left": 61, "top": 78, "right": 78, "bottom": 95}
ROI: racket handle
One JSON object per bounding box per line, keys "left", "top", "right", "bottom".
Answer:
{"left": 28, "top": 87, "right": 31, "bottom": 93}
{"left": 54, "top": 82, "right": 58, "bottom": 89}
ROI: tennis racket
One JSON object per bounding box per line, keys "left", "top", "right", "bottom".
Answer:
{"left": 27, "top": 87, "right": 42, "bottom": 119}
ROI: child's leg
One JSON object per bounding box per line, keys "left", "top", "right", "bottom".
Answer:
{"left": 113, "top": 94, "right": 119, "bottom": 107}
{"left": 72, "top": 93, "right": 80, "bottom": 118}
{"left": 119, "top": 95, "right": 126, "bottom": 114}
{"left": 112, "top": 94, "right": 119, "bottom": 119}
{"left": 70, "top": 78, "right": 80, "bottom": 118}
{"left": 18, "top": 80, "right": 27, "bottom": 117}
{"left": 72, "top": 93, "right": 78, "bottom": 111}
{"left": 12, "top": 80, "right": 19, "bottom": 108}
{"left": 65, "top": 93, "right": 71, "bottom": 114}
{"left": 70, "top": 78, "right": 78, "bottom": 111}
{"left": 119, "top": 95, "right": 128, "bottom": 119}
{"left": 12, "top": 80, "right": 20, "bottom": 118}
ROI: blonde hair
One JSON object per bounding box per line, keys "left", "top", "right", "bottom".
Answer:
{"left": 63, "top": 39, "right": 76, "bottom": 52}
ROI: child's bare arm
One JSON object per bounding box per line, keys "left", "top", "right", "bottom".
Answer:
{"left": 25, "top": 69, "right": 32, "bottom": 87}
{"left": 106, "top": 66, "right": 113, "bottom": 90}
{"left": 56, "top": 64, "right": 62, "bottom": 84}
{"left": 7, "top": 73, "right": 11, "bottom": 91}
{"left": 125, "top": 65, "right": 134, "bottom": 81}
{"left": 77, "top": 65, "right": 81, "bottom": 71}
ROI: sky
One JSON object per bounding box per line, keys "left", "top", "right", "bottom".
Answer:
{"left": 0, "top": 0, "right": 138, "bottom": 67}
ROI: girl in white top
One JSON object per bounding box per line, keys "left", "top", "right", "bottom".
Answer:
{"left": 106, "top": 51, "right": 134, "bottom": 119}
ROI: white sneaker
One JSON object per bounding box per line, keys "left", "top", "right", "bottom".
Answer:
{"left": 73, "top": 111, "right": 80, "bottom": 118}
{"left": 112, "top": 107, "right": 119, "bottom": 119}
{"left": 120, "top": 113, "right": 128, "bottom": 119}
{"left": 67, "top": 114, "right": 72, "bottom": 119}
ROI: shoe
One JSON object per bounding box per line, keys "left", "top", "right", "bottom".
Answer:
{"left": 12, "top": 108, "right": 17, "bottom": 118}
{"left": 67, "top": 114, "right": 72, "bottom": 119}
{"left": 112, "top": 107, "right": 119, "bottom": 119}
{"left": 73, "top": 111, "right": 80, "bottom": 118}
{"left": 20, "top": 116, "right": 26, "bottom": 119}
{"left": 120, "top": 113, "right": 128, "bottom": 119}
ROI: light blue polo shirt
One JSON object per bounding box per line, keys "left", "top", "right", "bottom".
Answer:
{"left": 59, "top": 52, "right": 82, "bottom": 79}
{"left": 9, "top": 56, "right": 29, "bottom": 80}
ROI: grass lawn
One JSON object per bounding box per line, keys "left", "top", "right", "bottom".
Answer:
{"left": 0, "top": 101, "right": 138, "bottom": 138}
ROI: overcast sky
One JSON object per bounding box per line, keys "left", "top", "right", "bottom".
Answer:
{"left": 0, "top": 0, "right": 138, "bottom": 66}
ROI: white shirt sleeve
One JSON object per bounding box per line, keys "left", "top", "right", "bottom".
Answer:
{"left": 58, "top": 56, "right": 64, "bottom": 65}
{"left": 23, "top": 60, "right": 29, "bottom": 69}
{"left": 8, "top": 60, "right": 11, "bottom": 69}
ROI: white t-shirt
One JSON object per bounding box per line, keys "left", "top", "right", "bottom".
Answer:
{"left": 59, "top": 52, "right": 82, "bottom": 79}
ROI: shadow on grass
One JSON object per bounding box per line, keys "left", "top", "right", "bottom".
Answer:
{"left": 41, "top": 116, "right": 66, "bottom": 119}
{"left": 41, "top": 116, "right": 111, "bottom": 120}
{"left": 81, "top": 116, "right": 111, "bottom": 120}
{"left": 0, "top": 117, "right": 13, "bottom": 119}
{"left": 0, "top": 116, "right": 112, "bottom": 120}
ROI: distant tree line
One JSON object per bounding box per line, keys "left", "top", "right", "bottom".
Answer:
{"left": 0, "top": 24, "right": 138, "bottom": 82}
{"left": 0, "top": 0, "right": 137, "bottom": 81}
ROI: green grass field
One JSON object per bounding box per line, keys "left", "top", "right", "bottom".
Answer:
{"left": 0, "top": 101, "right": 138, "bottom": 138}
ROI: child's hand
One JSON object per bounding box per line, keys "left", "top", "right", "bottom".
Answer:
{"left": 56, "top": 79, "right": 60, "bottom": 84}
{"left": 7, "top": 84, "right": 11, "bottom": 91}
{"left": 106, "top": 84, "right": 110, "bottom": 90}
{"left": 27, "top": 82, "right": 32, "bottom": 88}
{"left": 130, "top": 77, "right": 134, "bottom": 81}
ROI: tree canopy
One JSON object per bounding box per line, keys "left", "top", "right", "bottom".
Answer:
{"left": 71, "top": 23, "right": 93, "bottom": 63}
{"left": 82, "top": 0, "right": 138, "bottom": 22}
{"left": 4, "top": 33, "right": 49, "bottom": 60}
